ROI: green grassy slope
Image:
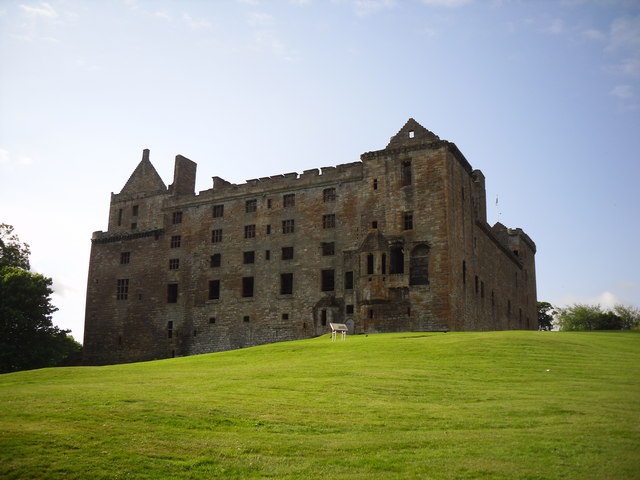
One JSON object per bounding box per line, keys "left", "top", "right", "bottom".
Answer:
{"left": 1, "top": 331, "right": 639, "bottom": 480}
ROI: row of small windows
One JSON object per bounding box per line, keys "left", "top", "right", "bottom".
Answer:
{"left": 116, "top": 269, "right": 345, "bottom": 302}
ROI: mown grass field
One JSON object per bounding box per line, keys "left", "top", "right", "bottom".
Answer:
{"left": 1, "top": 331, "right": 639, "bottom": 479}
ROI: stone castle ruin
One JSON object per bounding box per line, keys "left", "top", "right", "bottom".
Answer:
{"left": 83, "top": 119, "right": 537, "bottom": 365}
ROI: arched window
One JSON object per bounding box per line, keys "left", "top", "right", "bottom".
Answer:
{"left": 410, "top": 244, "right": 430, "bottom": 285}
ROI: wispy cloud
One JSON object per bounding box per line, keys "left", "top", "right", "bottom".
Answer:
{"left": 353, "top": 0, "right": 396, "bottom": 16}
{"left": 182, "top": 12, "right": 211, "bottom": 30}
{"left": 248, "top": 12, "right": 275, "bottom": 27}
{"left": 20, "top": 2, "right": 57, "bottom": 18}
{"left": 0, "top": 148, "right": 34, "bottom": 166}
{"left": 236, "top": 0, "right": 260, "bottom": 5}
{"left": 419, "top": 0, "right": 472, "bottom": 6}
{"left": 155, "top": 11, "right": 171, "bottom": 21}
{"left": 610, "top": 84, "right": 635, "bottom": 99}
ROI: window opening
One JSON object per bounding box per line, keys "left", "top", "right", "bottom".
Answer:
{"left": 373, "top": 178, "right": 378, "bottom": 190}
{"left": 243, "top": 251, "right": 255, "bottom": 264}
{"left": 322, "top": 242, "right": 335, "bottom": 256}
{"left": 322, "top": 214, "right": 336, "bottom": 229}
{"left": 242, "top": 277, "right": 254, "bottom": 297}
{"left": 116, "top": 279, "right": 129, "bottom": 300}
{"left": 321, "top": 269, "right": 335, "bottom": 291}
{"left": 210, "top": 253, "right": 221, "bottom": 267}
{"left": 167, "top": 321, "right": 173, "bottom": 339}
{"left": 172, "top": 211, "right": 183, "bottom": 224}
{"left": 323, "top": 188, "right": 336, "bottom": 202}
{"left": 244, "top": 224, "right": 256, "bottom": 239}
{"left": 321, "top": 310, "right": 327, "bottom": 326}
{"left": 169, "top": 258, "right": 180, "bottom": 270}
{"left": 345, "top": 271, "right": 354, "bottom": 290}
{"left": 390, "top": 246, "right": 404, "bottom": 274}
{"left": 212, "top": 204, "right": 224, "bottom": 218}
{"left": 120, "top": 252, "right": 130, "bottom": 265}
{"left": 282, "top": 246, "right": 294, "bottom": 260}
{"left": 167, "top": 283, "right": 178, "bottom": 303}
{"left": 282, "top": 219, "right": 295, "bottom": 234}
{"left": 209, "top": 280, "right": 220, "bottom": 300}
{"left": 401, "top": 160, "right": 412, "bottom": 186}
{"left": 367, "top": 253, "right": 374, "bottom": 275}
{"left": 346, "top": 305, "right": 354, "bottom": 314}
{"left": 283, "top": 194, "right": 295, "bottom": 208}
{"left": 280, "top": 273, "right": 293, "bottom": 295}
{"left": 403, "top": 212, "right": 413, "bottom": 230}
{"left": 245, "top": 199, "right": 257, "bottom": 213}
{"left": 409, "top": 245, "right": 429, "bottom": 285}
{"left": 132, "top": 205, "right": 139, "bottom": 216}
{"left": 211, "top": 229, "right": 223, "bottom": 243}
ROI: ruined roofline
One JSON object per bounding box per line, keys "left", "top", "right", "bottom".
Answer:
{"left": 492, "top": 222, "right": 537, "bottom": 254}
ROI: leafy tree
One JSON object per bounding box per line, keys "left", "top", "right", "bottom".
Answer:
{"left": 613, "top": 304, "right": 640, "bottom": 330}
{"left": 0, "top": 225, "right": 81, "bottom": 373}
{"left": 556, "top": 303, "right": 639, "bottom": 331}
{"left": 0, "top": 224, "right": 30, "bottom": 270}
{"left": 537, "top": 301, "right": 556, "bottom": 331}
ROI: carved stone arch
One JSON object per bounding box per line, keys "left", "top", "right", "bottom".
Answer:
{"left": 409, "top": 243, "right": 430, "bottom": 285}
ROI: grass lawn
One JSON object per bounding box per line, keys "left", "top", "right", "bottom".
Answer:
{"left": 1, "top": 330, "right": 639, "bottom": 479}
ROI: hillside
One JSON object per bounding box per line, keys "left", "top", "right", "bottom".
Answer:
{"left": 1, "top": 331, "right": 639, "bottom": 479}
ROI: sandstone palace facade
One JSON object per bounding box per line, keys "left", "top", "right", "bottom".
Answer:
{"left": 83, "top": 119, "right": 537, "bottom": 365}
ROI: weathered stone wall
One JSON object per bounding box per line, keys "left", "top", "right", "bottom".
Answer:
{"left": 83, "top": 119, "right": 538, "bottom": 365}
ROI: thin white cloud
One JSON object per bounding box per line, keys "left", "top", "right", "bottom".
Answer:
{"left": 182, "top": 12, "right": 211, "bottom": 30}
{"left": 608, "top": 15, "right": 640, "bottom": 53}
{"left": 0, "top": 148, "right": 9, "bottom": 164}
{"left": 20, "top": 2, "right": 57, "bottom": 18}
{"left": 248, "top": 12, "right": 275, "bottom": 27}
{"left": 354, "top": 0, "right": 396, "bottom": 16}
{"left": 610, "top": 84, "right": 635, "bottom": 99}
{"left": 155, "top": 11, "right": 171, "bottom": 21}
{"left": 583, "top": 28, "right": 606, "bottom": 42}
{"left": 0, "top": 148, "right": 34, "bottom": 166}
{"left": 236, "top": 0, "right": 260, "bottom": 5}
{"left": 420, "top": 0, "right": 472, "bottom": 6}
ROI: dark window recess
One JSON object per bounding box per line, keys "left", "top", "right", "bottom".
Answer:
{"left": 243, "top": 251, "right": 255, "bottom": 264}
{"left": 210, "top": 253, "right": 221, "bottom": 267}
{"left": 213, "top": 204, "right": 224, "bottom": 218}
{"left": 167, "top": 283, "right": 178, "bottom": 303}
{"left": 322, "top": 242, "right": 335, "bottom": 256}
{"left": 170, "top": 235, "right": 181, "bottom": 248}
{"left": 265, "top": 250, "right": 271, "bottom": 260}
{"left": 209, "top": 317, "right": 216, "bottom": 324}
{"left": 409, "top": 245, "right": 429, "bottom": 285}
{"left": 382, "top": 254, "right": 387, "bottom": 275}
{"left": 401, "top": 160, "right": 412, "bottom": 186}
{"left": 209, "top": 280, "right": 220, "bottom": 300}
{"left": 282, "top": 313, "right": 289, "bottom": 320}
{"left": 345, "top": 271, "right": 354, "bottom": 290}
{"left": 117, "top": 208, "right": 123, "bottom": 226}
{"left": 367, "top": 253, "right": 374, "bottom": 275}
{"left": 120, "top": 252, "right": 130, "bottom": 265}
{"left": 242, "top": 277, "right": 254, "bottom": 297}
{"left": 373, "top": 178, "right": 378, "bottom": 190}
{"left": 267, "top": 199, "right": 272, "bottom": 209}
{"left": 282, "top": 219, "right": 295, "bottom": 234}
{"left": 244, "top": 224, "right": 256, "bottom": 239}
{"left": 280, "top": 273, "right": 293, "bottom": 295}
{"left": 282, "top": 247, "right": 294, "bottom": 260}
{"left": 323, "top": 188, "right": 336, "bottom": 202}
{"left": 346, "top": 304, "right": 354, "bottom": 314}
{"left": 132, "top": 205, "right": 139, "bottom": 216}
{"left": 390, "top": 246, "right": 404, "bottom": 274}
{"left": 321, "top": 269, "right": 335, "bottom": 292}
{"left": 172, "top": 211, "right": 183, "bottom": 224}
{"left": 116, "top": 279, "right": 129, "bottom": 300}
{"left": 283, "top": 194, "right": 295, "bottom": 208}
{"left": 372, "top": 221, "right": 378, "bottom": 229}
{"left": 211, "top": 229, "right": 223, "bottom": 243}
{"left": 321, "top": 310, "right": 327, "bottom": 326}
{"left": 369, "top": 309, "right": 374, "bottom": 319}
{"left": 322, "top": 214, "right": 336, "bottom": 229}
{"left": 167, "top": 321, "right": 173, "bottom": 339}
{"left": 403, "top": 213, "right": 413, "bottom": 230}
{"left": 169, "top": 258, "right": 180, "bottom": 270}
{"left": 266, "top": 224, "right": 271, "bottom": 235}
{"left": 246, "top": 199, "right": 257, "bottom": 213}
{"left": 243, "top": 316, "right": 250, "bottom": 323}
{"left": 130, "top": 223, "right": 137, "bottom": 230}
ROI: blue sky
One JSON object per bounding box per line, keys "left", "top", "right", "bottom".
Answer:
{"left": 1, "top": 0, "right": 639, "bottom": 341}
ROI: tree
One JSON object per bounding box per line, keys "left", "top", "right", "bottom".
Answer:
{"left": 556, "top": 303, "right": 639, "bottom": 331}
{"left": 537, "top": 301, "right": 556, "bottom": 331}
{"left": 0, "top": 225, "right": 81, "bottom": 373}
{"left": 0, "top": 224, "right": 30, "bottom": 270}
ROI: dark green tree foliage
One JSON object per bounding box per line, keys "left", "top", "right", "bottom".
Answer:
{"left": 0, "top": 225, "right": 81, "bottom": 373}
{"left": 537, "top": 301, "right": 556, "bottom": 331}
{"left": 557, "top": 303, "right": 639, "bottom": 331}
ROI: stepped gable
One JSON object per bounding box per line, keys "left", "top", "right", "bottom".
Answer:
{"left": 120, "top": 149, "right": 167, "bottom": 195}
{"left": 386, "top": 118, "right": 440, "bottom": 149}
